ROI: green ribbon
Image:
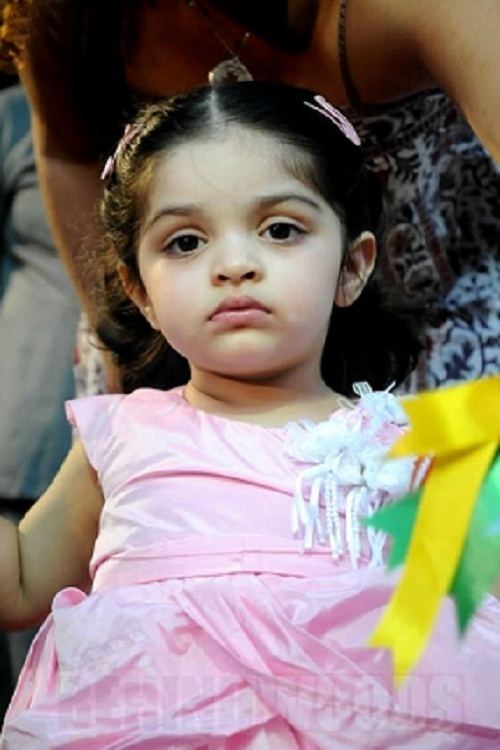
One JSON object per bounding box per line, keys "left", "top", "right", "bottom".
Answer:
{"left": 365, "top": 450, "right": 500, "bottom": 633}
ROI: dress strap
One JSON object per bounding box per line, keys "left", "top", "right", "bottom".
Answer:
{"left": 338, "top": 0, "right": 364, "bottom": 108}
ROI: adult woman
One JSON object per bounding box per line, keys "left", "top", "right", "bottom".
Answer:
{"left": 2, "top": 0, "right": 499, "bottom": 391}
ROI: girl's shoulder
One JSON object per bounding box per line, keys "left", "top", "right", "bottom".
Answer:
{"left": 66, "top": 386, "right": 183, "bottom": 418}
{"left": 65, "top": 387, "right": 185, "bottom": 468}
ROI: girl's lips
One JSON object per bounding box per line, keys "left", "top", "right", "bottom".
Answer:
{"left": 209, "top": 307, "right": 271, "bottom": 328}
{"left": 209, "top": 295, "right": 270, "bottom": 321}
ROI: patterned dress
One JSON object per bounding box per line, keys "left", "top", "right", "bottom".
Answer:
{"left": 349, "top": 91, "right": 499, "bottom": 392}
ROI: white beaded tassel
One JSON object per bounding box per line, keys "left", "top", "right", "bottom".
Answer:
{"left": 309, "top": 476, "right": 326, "bottom": 548}
{"left": 292, "top": 475, "right": 310, "bottom": 538}
{"left": 292, "top": 467, "right": 326, "bottom": 551}
{"left": 345, "top": 486, "right": 363, "bottom": 568}
{"left": 324, "top": 471, "right": 343, "bottom": 559}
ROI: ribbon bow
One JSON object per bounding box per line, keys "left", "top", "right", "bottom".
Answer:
{"left": 365, "top": 375, "right": 500, "bottom": 682}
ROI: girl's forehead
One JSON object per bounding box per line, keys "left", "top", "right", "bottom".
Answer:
{"left": 172, "top": 123, "right": 281, "bottom": 151}
{"left": 146, "top": 126, "right": 318, "bottom": 205}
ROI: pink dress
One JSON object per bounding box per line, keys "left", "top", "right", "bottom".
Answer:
{"left": 2, "top": 386, "right": 500, "bottom": 749}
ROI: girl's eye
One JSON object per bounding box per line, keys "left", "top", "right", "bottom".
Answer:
{"left": 262, "top": 222, "right": 304, "bottom": 242}
{"left": 165, "top": 234, "right": 205, "bottom": 255}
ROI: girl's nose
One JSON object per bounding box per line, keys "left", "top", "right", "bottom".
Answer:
{"left": 211, "top": 240, "right": 264, "bottom": 285}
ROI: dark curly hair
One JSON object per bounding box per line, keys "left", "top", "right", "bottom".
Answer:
{"left": 98, "top": 81, "right": 420, "bottom": 394}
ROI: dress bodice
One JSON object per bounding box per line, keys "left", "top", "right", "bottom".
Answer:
{"left": 66, "top": 386, "right": 412, "bottom": 590}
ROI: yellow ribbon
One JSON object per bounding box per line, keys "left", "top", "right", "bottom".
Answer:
{"left": 369, "top": 375, "right": 500, "bottom": 682}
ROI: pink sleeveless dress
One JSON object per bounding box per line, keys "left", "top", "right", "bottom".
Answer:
{"left": 2, "top": 387, "right": 500, "bottom": 749}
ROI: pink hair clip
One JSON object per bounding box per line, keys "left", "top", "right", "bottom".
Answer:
{"left": 101, "top": 123, "right": 142, "bottom": 182}
{"left": 304, "top": 95, "right": 361, "bottom": 146}
{"left": 101, "top": 155, "right": 115, "bottom": 182}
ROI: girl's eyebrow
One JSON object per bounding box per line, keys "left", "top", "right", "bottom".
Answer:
{"left": 144, "top": 203, "right": 199, "bottom": 233}
{"left": 253, "top": 192, "right": 323, "bottom": 212}
{"left": 144, "top": 193, "right": 323, "bottom": 234}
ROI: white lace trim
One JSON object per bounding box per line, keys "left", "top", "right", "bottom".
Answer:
{"left": 287, "top": 382, "right": 415, "bottom": 568}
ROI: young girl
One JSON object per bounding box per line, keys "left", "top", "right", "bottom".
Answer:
{"left": 1, "top": 82, "right": 499, "bottom": 749}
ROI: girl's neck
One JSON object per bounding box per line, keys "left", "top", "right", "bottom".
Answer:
{"left": 184, "top": 370, "right": 341, "bottom": 427}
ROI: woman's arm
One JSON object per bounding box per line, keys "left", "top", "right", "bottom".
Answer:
{"left": 30, "top": 125, "right": 104, "bottom": 320}
{"left": 15, "top": 0, "right": 128, "bottom": 321}
{"left": 18, "top": 0, "right": 126, "bottom": 160}
{"left": 347, "top": 0, "right": 500, "bottom": 160}
{"left": 0, "top": 441, "right": 103, "bottom": 631}
{"left": 409, "top": 0, "right": 500, "bottom": 161}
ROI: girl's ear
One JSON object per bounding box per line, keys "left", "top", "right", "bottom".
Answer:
{"left": 117, "top": 262, "right": 160, "bottom": 330}
{"left": 334, "top": 231, "right": 376, "bottom": 307}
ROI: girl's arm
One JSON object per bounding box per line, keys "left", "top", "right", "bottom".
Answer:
{"left": 0, "top": 441, "right": 103, "bottom": 631}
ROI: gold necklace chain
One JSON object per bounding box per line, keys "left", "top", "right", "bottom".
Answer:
{"left": 186, "top": 0, "right": 253, "bottom": 84}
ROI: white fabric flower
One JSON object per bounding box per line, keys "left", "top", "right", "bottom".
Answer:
{"left": 286, "top": 383, "right": 415, "bottom": 568}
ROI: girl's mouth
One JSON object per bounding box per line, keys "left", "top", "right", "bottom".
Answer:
{"left": 209, "top": 296, "right": 271, "bottom": 327}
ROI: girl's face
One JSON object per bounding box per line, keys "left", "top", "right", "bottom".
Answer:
{"left": 125, "top": 127, "right": 374, "bottom": 386}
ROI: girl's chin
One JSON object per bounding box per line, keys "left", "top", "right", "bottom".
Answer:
{"left": 182, "top": 339, "right": 301, "bottom": 381}
{"left": 199, "top": 365, "right": 280, "bottom": 381}
{"left": 187, "top": 355, "right": 280, "bottom": 379}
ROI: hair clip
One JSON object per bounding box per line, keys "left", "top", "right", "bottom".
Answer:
{"left": 304, "top": 95, "right": 361, "bottom": 146}
{"left": 101, "top": 123, "right": 142, "bottom": 182}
